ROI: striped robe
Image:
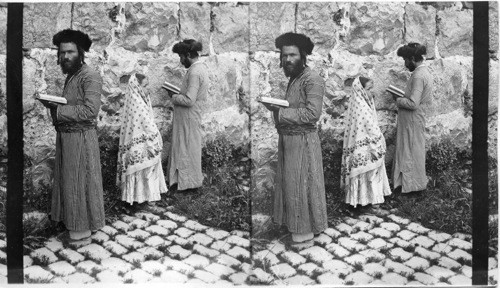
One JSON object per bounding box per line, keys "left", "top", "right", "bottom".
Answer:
{"left": 272, "top": 67, "right": 328, "bottom": 234}
{"left": 50, "top": 64, "right": 105, "bottom": 231}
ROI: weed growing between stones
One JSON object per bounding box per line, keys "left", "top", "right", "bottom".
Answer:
{"left": 117, "top": 271, "right": 126, "bottom": 277}
{"left": 413, "top": 267, "right": 425, "bottom": 273}
{"left": 310, "top": 269, "right": 323, "bottom": 281}
{"left": 439, "top": 276, "right": 449, "bottom": 283}
{"left": 450, "top": 266, "right": 461, "bottom": 273}
{"left": 123, "top": 278, "right": 134, "bottom": 284}
{"left": 373, "top": 272, "right": 383, "bottom": 279}
{"left": 456, "top": 257, "right": 472, "bottom": 266}
{"left": 365, "top": 256, "right": 379, "bottom": 263}
{"left": 186, "top": 271, "right": 195, "bottom": 279}
{"left": 402, "top": 245, "right": 416, "bottom": 253}
{"left": 89, "top": 267, "right": 101, "bottom": 278}
{"left": 182, "top": 242, "right": 194, "bottom": 250}
{"left": 31, "top": 255, "right": 51, "bottom": 267}
{"left": 338, "top": 273, "right": 346, "bottom": 279}
{"left": 26, "top": 277, "right": 53, "bottom": 284}
{"left": 344, "top": 280, "right": 355, "bottom": 285}
{"left": 429, "top": 258, "right": 439, "bottom": 266}
{"left": 153, "top": 270, "right": 162, "bottom": 277}
{"left": 407, "top": 273, "right": 415, "bottom": 281}
{"left": 132, "top": 259, "right": 142, "bottom": 269}
{"left": 379, "top": 246, "right": 390, "bottom": 255}
{"left": 357, "top": 238, "right": 368, "bottom": 245}
{"left": 352, "top": 262, "right": 363, "bottom": 271}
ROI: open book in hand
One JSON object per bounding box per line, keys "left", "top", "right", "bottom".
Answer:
{"left": 386, "top": 85, "right": 405, "bottom": 98}
{"left": 162, "top": 81, "right": 181, "bottom": 94}
{"left": 36, "top": 94, "right": 67, "bottom": 104}
{"left": 258, "top": 96, "right": 289, "bottom": 107}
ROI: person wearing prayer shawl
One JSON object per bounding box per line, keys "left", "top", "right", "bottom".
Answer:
{"left": 261, "top": 32, "right": 328, "bottom": 243}
{"left": 37, "top": 29, "right": 105, "bottom": 242}
{"left": 390, "top": 43, "right": 433, "bottom": 195}
{"left": 341, "top": 77, "right": 391, "bottom": 214}
{"left": 167, "top": 39, "right": 208, "bottom": 193}
{"left": 117, "top": 74, "right": 168, "bottom": 206}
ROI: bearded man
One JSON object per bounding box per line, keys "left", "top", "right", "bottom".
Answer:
{"left": 262, "top": 32, "right": 328, "bottom": 243}
{"left": 38, "top": 29, "right": 105, "bottom": 242}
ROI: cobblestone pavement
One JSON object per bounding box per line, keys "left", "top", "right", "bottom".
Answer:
{"left": 250, "top": 209, "right": 498, "bottom": 286}
{"left": 0, "top": 206, "right": 497, "bottom": 285}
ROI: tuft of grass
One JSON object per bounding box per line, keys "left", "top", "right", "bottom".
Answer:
{"left": 31, "top": 255, "right": 51, "bottom": 267}
{"left": 310, "top": 269, "right": 323, "bottom": 281}
{"left": 439, "top": 276, "right": 449, "bottom": 283}
{"left": 407, "top": 274, "right": 415, "bottom": 281}
{"left": 429, "top": 258, "right": 439, "bottom": 266}
{"left": 402, "top": 245, "right": 416, "bottom": 253}
{"left": 373, "top": 272, "right": 383, "bottom": 279}
{"left": 338, "top": 273, "right": 346, "bottom": 280}
{"left": 153, "top": 270, "right": 162, "bottom": 277}
{"left": 123, "top": 278, "right": 133, "bottom": 284}
{"left": 352, "top": 262, "right": 363, "bottom": 271}
{"left": 344, "top": 280, "right": 355, "bottom": 285}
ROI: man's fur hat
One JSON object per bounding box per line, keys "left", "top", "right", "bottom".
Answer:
{"left": 275, "top": 32, "right": 314, "bottom": 55}
{"left": 52, "top": 29, "right": 92, "bottom": 51}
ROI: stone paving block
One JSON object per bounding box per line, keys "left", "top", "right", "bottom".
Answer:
{"left": 100, "top": 225, "right": 119, "bottom": 237}
{"left": 410, "top": 235, "right": 435, "bottom": 249}
{"left": 130, "top": 218, "right": 149, "bottom": 230}
{"left": 448, "top": 248, "right": 472, "bottom": 262}
{"left": 449, "top": 274, "right": 472, "bottom": 285}
{"left": 127, "top": 228, "right": 151, "bottom": 240}
{"left": 144, "top": 235, "right": 166, "bottom": 247}
{"left": 63, "top": 272, "right": 95, "bottom": 283}
{"left": 407, "top": 222, "right": 431, "bottom": 234}
{"left": 343, "top": 216, "right": 359, "bottom": 225}
{"left": 24, "top": 265, "right": 54, "bottom": 282}
{"left": 231, "top": 230, "right": 249, "bottom": 238}
{"left": 414, "top": 272, "right": 438, "bottom": 285}
{"left": 360, "top": 249, "right": 385, "bottom": 262}
{"left": 137, "top": 247, "right": 163, "bottom": 260}
{"left": 103, "top": 240, "right": 128, "bottom": 256}
{"left": 448, "top": 238, "right": 472, "bottom": 250}
{"left": 266, "top": 240, "right": 286, "bottom": 255}
{"left": 281, "top": 251, "right": 307, "bottom": 266}
{"left": 217, "top": 253, "right": 241, "bottom": 267}
{"left": 390, "top": 247, "right": 413, "bottom": 261}
{"left": 432, "top": 243, "right": 453, "bottom": 254}
{"left": 206, "top": 228, "right": 230, "bottom": 240}
{"left": 184, "top": 220, "right": 208, "bottom": 232}
{"left": 0, "top": 264, "right": 5, "bottom": 277}
{"left": 206, "top": 263, "right": 235, "bottom": 277}
{"left": 335, "top": 222, "right": 354, "bottom": 234}
{"left": 397, "top": 230, "right": 417, "bottom": 241}
{"left": 283, "top": 274, "right": 316, "bottom": 285}
{"left": 323, "top": 259, "right": 353, "bottom": 275}
{"left": 291, "top": 240, "right": 315, "bottom": 250}
{"left": 438, "top": 256, "right": 461, "bottom": 270}
{"left": 135, "top": 212, "right": 161, "bottom": 222}
{"left": 383, "top": 259, "right": 414, "bottom": 276}
{"left": 252, "top": 267, "right": 274, "bottom": 284}
{"left": 24, "top": 256, "right": 33, "bottom": 268}
{"left": 156, "top": 219, "right": 178, "bottom": 230}
{"left": 414, "top": 247, "right": 440, "bottom": 261}
{"left": 91, "top": 231, "right": 110, "bottom": 244}
{"left": 123, "top": 268, "right": 153, "bottom": 283}
{"left": 338, "top": 237, "right": 366, "bottom": 252}
{"left": 325, "top": 243, "right": 350, "bottom": 258}
{"left": 344, "top": 253, "right": 368, "bottom": 266}
{"left": 254, "top": 250, "right": 280, "bottom": 266}
{"left": 189, "top": 233, "right": 214, "bottom": 246}
{"left": 194, "top": 243, "right": 220, "bottom": 258}
{"left": 452, "top": 232, "right": 472, "bottom": 241}
{"left": 174, "top": 227, "right": 195, "bottom": 238}
{"left": 162, "top": 257, "right": 195, "bottom": 274}
{"left": 313, "top": 233, "right": 332, "bottom": 245}
{"left": 59, "top": 248, "right": 85, "bottom": 265}
{"left": 45, "top": 237, "right": 64, "bottom": 253}
{"left": 404, "top": 256, "right": 430, "bottom": 270}
{"left": 363, "top": 262, "right": 388, "bottom": 276}
{"left": 387, "top": 214, "right": 410, "bottom": 225}
{"left": 426, "top": 265, "right": 455, "bottom": 279}
{"left": 370, "top": 279, "right": 388, "bottom": 285}
{"left": 359, "top": 214, "right": 384, "bottom": 224}
{"left": 167, "top": 234, "right": 190, "bottom": 246}
{"left": 461, "top": 265, "right": 472, "bottom": 278}
{"left": 428, "top": 231, "right": 452, "bottom": 242}
{"left": 48, "top": 260, "right": 76, "bottom": 276}
{"left": 270, "top": 263, "right": 297, "bottom": 278}
{"left": 317, "top": 272, "right": 344, "bottom": 284}
{"left": 211, "top": 240, "right": 232, "bottom": 252}
{"left": 183, "top": 254, "right": 210, "bottom": 268}
{"left": 226, "top": 235, "right": 250, "bottom": 247}
{"left": 353, "top": 220, "right": 373, "bottom": 231}
{"left": 323, "top": 227, "right": 342, "bottom": 239}
{"left": 227, "top": 246, "right": 250, "bottom": 259}
{"left": 350, "top": 231, "right": 374, "bottom": 242}
{"left": 75, "top": 260, "right": 101, "bottom": 274}
{"left": 100, "top": 257, "right": 133, "bottom": 274}
{"left": 111, "top": 220, "right": 129, "bottom": 232}
{"left": 145, "top": 225, "right": 171, "bottom": 237}
{"left": 165, "top": 211, "right": 187, "bottom": 222}
{"left": 121, "top": 215, "right": 136, "bottom": 223}
{"left": 381, "top": 272, "right": 408, "bottom": 285}
{"left": 241, "top": 262, "right": 252, "bottom": 274}
{"left": 489, "top": 257, "right": 498, "bottom": 269}
{"left": 369, "top": 227, "right": 392, "bottom": 238}
{"left": 0, "top": 251, "right": 5, "bottom": 264}
{"left": 194, "top": 269, "right": 219, "bottom": 283}
{"left": 122, "top": 251, "right": 146, "bottom": 264}
{"left": 160, "top": 270, "right": 188, "bottom": 283}
{"left": 114, "top": 235, "right": 144, "bottom": 250}
{"left": 67, "top": 238, "right": 92, "bottom": 250}
{"left": 297, "top": 262, "right": 323, "bottom": 276}
{"left": 77, "top": 243, "right": 112, "bottom": 262}
{"left": 380, "top": 222, "right": 401, "bottom": 232}
{"left": 299, "top": 246, "right": 333, "bottom": 264}
{"left": 368, "top": 238, "right": 391, "bottom": 250}
{"left": 488, "top": 268, "right": 498, "bottom": 284}
{"left": 31, "top": 247, "right": 60, "bottom": 265}
{"left": 0, "top": 240, "right": 5, "bottom": 249}
{"left": 95, "top": 270, "right": 121, "bottom": 282}
{"left": 229, "top": 272, "right": 248, "bottom": 284}
{"left": 344, "top": 270, "right": 373, "bottom": 285}
{"left": 141, "top": 260, "right": 166, "bottom": 275}
{"left": 388, "top": 237, "right": 413, "bottom": 248}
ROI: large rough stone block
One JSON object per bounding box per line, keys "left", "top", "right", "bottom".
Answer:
{"left": 73, "top": 2, "right": 116, "bottom": 51}
{"left": 405, "top": 4, "right": 437, "bottom": 59}
{"left": 212, "top": 3, "right": 249, "bottom": 53}
{"left": 437, "top": 9, "right": 473, "bottom": 57}
{"left": 249, "top": 2, "right": 295, "bottom": 52}
{"left": 23, "top": 3, "right": 72, "bottom": 49}
{"left": 0, "top": 7, "right": 6, "bottom": 54}
{"left": 345, "top": 2, "right": 405, "bottom": 55}
{"left": 490, "top": 2, "right": 499, "bottom": 54}
{"left": 490, "top": 60, "right": 499, "bottom": 115}
{"left": 179, "top": 2, "right": 210, "bottom": 54}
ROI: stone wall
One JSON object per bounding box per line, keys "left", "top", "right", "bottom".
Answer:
{"left": 0, "top": 2, "right": 497, "bottom": 196}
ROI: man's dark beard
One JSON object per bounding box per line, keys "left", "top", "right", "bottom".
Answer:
{"left": 406, "top": 61, "right": 416, "bottom": 72}
{"left": 283, "top": 59, "right": 304, "bottom": 78}
{"left": 61, "top": 57, "right": 82, "bottom": 75}
{"left": 182, "top": 57, "right": 191, "bottom": 68}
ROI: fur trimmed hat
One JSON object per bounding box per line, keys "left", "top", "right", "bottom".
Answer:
{"left": 52, "top": 29, "right": 92, "bottom": 51}
{"left": 172, "top": 39, "right": 203, "bottom": 55}
{"left": 275, "top": 32, "right": 314, "bottom": 55}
